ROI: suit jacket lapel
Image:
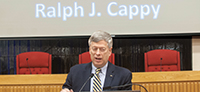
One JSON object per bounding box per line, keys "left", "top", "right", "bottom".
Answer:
{"left": 103, "top": 62, "right": 115, "bottom": 88}
{"left": 82, "top": 62, "right": 92, "bottom": 91}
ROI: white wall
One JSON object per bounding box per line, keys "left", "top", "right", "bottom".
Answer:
{"left": 192, "top": 36, "right": 200, "bottom": 70}
{"left": 0, "top": 0, "right": 200, "bottom": 37}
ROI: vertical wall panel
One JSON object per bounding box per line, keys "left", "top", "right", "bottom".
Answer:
{"left": 187, "top": 82, "right": 191, "bottom": 92}
{"left": 191, "top": 82, "right": 194, "bottom": 92}
{"left": 160, "top": 83, "right": 164, "bottom": 92}
{"left": 157, "top": 83, "right": 161, "bottom": 92}
{"left": 14, "top": 41, "right": 16, "bottom": 74}
{"left": 145, "top": 84, "right": 149, "bottom": 92}
{"left": 172, "top": 83, "right": 175, "bottom": 92}
{"left": 168, "top": 83, "right": 172, "bottom": 92}
{"left": 7, "top": 41, "right": 10, "bottom": 74}
{"left": 153, "top": 83, "right": 157, "bottom": 92}
{"left": 184, "top": 82, "right": 187, "bottom": 92}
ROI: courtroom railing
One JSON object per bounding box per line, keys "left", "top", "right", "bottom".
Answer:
{"left": 0, "top": 71, "right": 200, "bottom": 92}
{"left": 0, "top": 74, "right": 67, "bottom": 92}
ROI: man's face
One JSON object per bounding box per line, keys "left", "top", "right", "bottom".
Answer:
{"left": 89, "top": 40, "right": 112, "bottom": 68}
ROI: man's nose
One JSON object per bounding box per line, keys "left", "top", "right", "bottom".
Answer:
{"left": 96, "top": 49, "right": 101, "bottom": 55}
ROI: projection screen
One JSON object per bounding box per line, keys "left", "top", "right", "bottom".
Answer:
{"left": 0, "top": 0, "right": 200, "bottom": 37}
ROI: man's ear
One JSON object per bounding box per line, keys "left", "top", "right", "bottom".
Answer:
{"left": 89, "top": 47, "right": 92, "bottom": 55}
{"left": 109, "top": 47, "right": 113, "bottom": 56}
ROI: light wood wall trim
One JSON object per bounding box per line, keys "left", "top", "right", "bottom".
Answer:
{"left": 1, "top": 71, "right": 200, "bottom": 85}
{"left": 0, "top": 74, "right": 67, "bottom": 85}
{"left": 132, "top": 71, "right": 200, "bottom": 83}
{"left": 0, "top": 71, "right": 200, "bottom": 92}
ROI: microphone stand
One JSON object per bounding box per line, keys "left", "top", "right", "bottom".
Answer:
{"left": 79, "top": 74, "right": 94, "bottom": 92}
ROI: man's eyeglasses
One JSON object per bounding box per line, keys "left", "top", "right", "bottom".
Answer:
{"left": 91, "top": 47, "right": 107, "bottom": 52}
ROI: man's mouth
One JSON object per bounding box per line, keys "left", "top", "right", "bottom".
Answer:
{"left": 95, "top": 57, "right": 102, "bottom": 61}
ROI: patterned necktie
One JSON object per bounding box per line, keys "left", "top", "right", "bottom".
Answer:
{"left": 93, "top": 68, "right": 102, "bottom": 92}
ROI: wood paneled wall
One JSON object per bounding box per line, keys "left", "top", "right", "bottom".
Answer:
{"left": 0, "top": 71, "right": 200, "bottom": 92}
{"left": 0, "top": 85, "right": 61, "bottom": 92}
{"left": 132, "top": 82, "right": 200, "bottom": 92}
{"left": 132, "top": 71, "right": 200, "bottom": 92}
{"left": 0, "top": 74, "right": 67, "bottom": 92}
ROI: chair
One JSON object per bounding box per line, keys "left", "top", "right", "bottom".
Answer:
{"left": 79, "top": 52, "right": 115, "bottom": 64}
{"left": 16, "top": 51, "right": 52, "bottom": 74}
{"left": 144, "top": 49, "right": 180, "bottom": 72}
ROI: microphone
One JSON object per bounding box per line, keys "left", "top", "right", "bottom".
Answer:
{"left": 103, "top": 83, "right": 148, "bottom": 92}
{"left": 160, "top": 58, "right": 162, "bottom": 72}
{"left": 79, "top": 73, "right": 94, "bottom": 92}
{"left": 26, "top": 58, "right": 32, "bottom": 74}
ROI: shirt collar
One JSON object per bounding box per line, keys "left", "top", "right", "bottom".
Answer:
{"left": 92, "top": 62, "right": 108, "bottom": 75}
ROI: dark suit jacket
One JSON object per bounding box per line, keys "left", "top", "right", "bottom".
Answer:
{"left": 62, "top": 61, "right": 132, "bottom": 92}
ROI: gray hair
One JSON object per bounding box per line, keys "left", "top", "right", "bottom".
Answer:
{"left": 88, "top": 30, "right": 113, "bottom": 48}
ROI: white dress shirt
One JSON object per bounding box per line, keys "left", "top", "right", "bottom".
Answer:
{"left": 90, "top": 62, "right": 108, "bottom": 92}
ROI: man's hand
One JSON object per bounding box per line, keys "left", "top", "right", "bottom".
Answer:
{"left": 60, "top": 88, "right": 74, "bottom": 92}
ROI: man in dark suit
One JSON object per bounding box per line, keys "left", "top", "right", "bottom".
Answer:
{"left": 61, "top": 30, "right": 132, "bottom": 92}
